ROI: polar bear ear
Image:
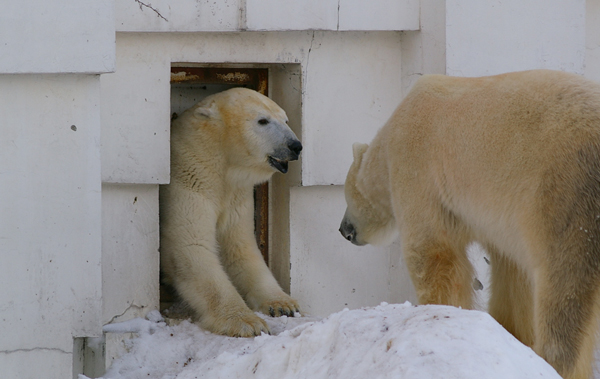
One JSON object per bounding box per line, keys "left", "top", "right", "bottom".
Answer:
{"left": 352, "top": 143, "right": 369, "bottom": 164}
{"left": 194, "top": 99, "right": 218, "bottom": 119}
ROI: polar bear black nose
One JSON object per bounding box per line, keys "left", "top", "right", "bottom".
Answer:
{"left": 339, "top": 219, "right": 357, "bottom": 244}
{"left": 288, "top": 140, "right": 303, "bottom": 157}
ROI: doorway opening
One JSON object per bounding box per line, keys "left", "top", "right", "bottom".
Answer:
{"left": 162, "top": 64, "right": 302, "bottom": 312}
{"left": 170, "top": 66, "right": 271, "bottom": 263}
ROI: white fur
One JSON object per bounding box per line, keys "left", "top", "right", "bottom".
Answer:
{"left": 341, "top": 70, "right": 600, "bottom": 379}
{"left": 160, "top": 88, "right": 300, "bottom": 337}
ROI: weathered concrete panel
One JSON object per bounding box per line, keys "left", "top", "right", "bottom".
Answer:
{"left": 338, "top": 0, "right": 419, "bottom": 31}
{"left": 115, "top": 0, "right": 419, "bottom": 32}
{"left": 246, "top": 0, "right": 339, "bottom": 31}
{"left": 0, "top": 350, "right": 73, "bottom": 379}
{"left": 100, "top": 36, "right": 171, "bottom": 184}
{"left": 115, "top": 0, "right": 240, "bottom": 32}
{"left": 102, "top": 32, "right": 401, "bottom": 186}
{"left": 290, "top": 185, "right": 416, "bottom": 317}
{"left": 301, "top": 32, "right": 403, "bottom": 185}
{"left": 446, "top": 0, "right": 586, "bottom": 76}
{"left": 0, "top": 0, "right": 115, "bottom": 73}
{"left": 0, "top": 74, "right": 102, "bottom": 374}
{"left": 102, "top": 184, "right": 160, "bottom": 325}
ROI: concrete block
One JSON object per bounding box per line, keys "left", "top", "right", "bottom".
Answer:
{"left": 0, "top": 74, "right": 102, "bottom": 372}
{"left": 446, "top": 0, "right": 586, "bottom": 76}
{"left": 102, "top": 184, "right": 160, "bottom": 326}
{"left": 101, "top": 36, "right": 171, "bottom": 184}
{"left": 0, "top": 0, "right": 114, "bottom": 73}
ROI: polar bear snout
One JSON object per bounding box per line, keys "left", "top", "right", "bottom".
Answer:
{"left": 339, "top": 216, "right": 361, "bottom": 246}
{"left": 268, "top": 138, "right": 302, "bottom": 174}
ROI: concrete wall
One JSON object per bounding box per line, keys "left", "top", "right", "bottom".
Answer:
{"left": 0, "top": 0, "right": 114, "bottom": 377}
{"left": 445, "top": 0, "right": 586, "bottom": 76}
{"left": 0, "top": 75, "right": 104, "bottom": 378}
{"left": 290, "top": 186, "right": 415, "bottom": 315}
{"left": 0, "top": 0, "right": 114, "bottom": 73}
{"left": 115, "top": 0, "right": 419, "bottom": 32}
{"left": 100, "top": 31, "right": 406, "bottom": 187}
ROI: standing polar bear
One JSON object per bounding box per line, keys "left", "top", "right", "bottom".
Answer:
{"left": 161, "top": 88, "right": 301, "bottom": 337}
{"left": 340, "top": 70, "right": 600, "bottom": 379}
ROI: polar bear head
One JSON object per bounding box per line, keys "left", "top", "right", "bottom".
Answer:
{"left": 340, "top": 143, "right": 398, "bottom": 246}
{"left": 186, "top": 88, "right": 302, "bottom": 181}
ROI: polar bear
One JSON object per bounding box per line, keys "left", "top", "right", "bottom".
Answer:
{"left": 160, "top": 88, "right": 301, "bottom": 337}
{"left": 339, "top": 70, "right": 600, "bottom": 379}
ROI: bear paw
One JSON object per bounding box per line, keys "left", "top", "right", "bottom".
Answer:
{"left": 201, "top": 308, "right": 270, "bottom": 338}
{"left": 259, "top": 295, "right": 300, "bottom": 317}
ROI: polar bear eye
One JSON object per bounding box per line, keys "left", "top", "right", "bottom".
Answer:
{"left": 258, "top": 118, "right": 270, "bottom": 125}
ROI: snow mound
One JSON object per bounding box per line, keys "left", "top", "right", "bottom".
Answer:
{"left": 97, "top": 303, "right": 560, "bottom": 379}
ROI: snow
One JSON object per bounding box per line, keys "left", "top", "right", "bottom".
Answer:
{"left": 89, "top": 303, "right": 561, "bottom": 379}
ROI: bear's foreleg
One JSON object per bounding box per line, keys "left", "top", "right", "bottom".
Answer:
{"left": 161, "top": 187, "right": 270, "bottom": 337}
{"left": 487, "top": 246, "right": 535, "bottom": 347}
{"left": 402, "top": 231, "right": 474, "bottom": 309}
{"left": 218, "top": 192, "right": 299, "bottom": 317}
{"left": 166, "top": 241, "right": 271, "bottom": 337}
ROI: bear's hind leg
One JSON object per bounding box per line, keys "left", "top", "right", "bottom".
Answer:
{"left": 403, "top": 231, "right": 474, "bottom": 309}
{"left": 487, "top": 246, "right": 535, "bottom": 347}
{"left": 533, "top": 262, "right": 600, "bottom": 379}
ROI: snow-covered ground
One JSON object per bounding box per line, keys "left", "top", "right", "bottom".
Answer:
{"left": 91, "top": 303, "right": 562, "bottom": 379}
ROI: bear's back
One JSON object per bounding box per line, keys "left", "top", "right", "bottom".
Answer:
{"left": 379, "top": 70, "right": 600, "bottom": 259}
{"left": 386, "top": 69, "right": 600, "bottom": 172}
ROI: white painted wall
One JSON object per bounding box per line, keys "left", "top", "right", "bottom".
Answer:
{"left": 247, "top": 0, "right": 419, "bottom": 31}
{"left": 400, "top": 0, "right": 447, "bottom": 94}
{"left": 114, "top": 0, "right": 419, "bottom": 32}
{"left": 301, "top": 32, "right": 403, "bottom": 185}
{"left": 290, "top": 186, "right": 416, "bottom": 316}
{"left": 101, "top": 31, "right": 404, "bottom": 187}
{"left": 0, "top": 0, "right": 114, "bottom": 73}
{"left": 0, "top": 74, "right": 103, "bottom": 378}
{"left": 115, "top": 0, "right": 240, "bottom": 31}
{"left": 100, "top": 42, "right": 171, "bottom": 184}
{"left": 102, "top": 184, "right": 159, "bottom": 325}
{"left": 445, "top": 0, "right": 586, "bottom": 76}
{"left": 0, "top": 1, "right": 113, "bottom": 377}
{"left": 338, "top": 0, "right": 419, "bottom": 31}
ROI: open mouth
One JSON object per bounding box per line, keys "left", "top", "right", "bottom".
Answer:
{"left": 268, "top": 156, "right": 289, "bottom": 173}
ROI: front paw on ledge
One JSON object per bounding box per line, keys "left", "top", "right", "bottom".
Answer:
{"left": 201, "top": 310, "right": 270, "bottom": 337}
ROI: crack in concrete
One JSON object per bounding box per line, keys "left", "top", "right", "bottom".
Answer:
{"left": 0, "top": 347, "right": 70, "bottom": 355}
{"left": 106, "top": 303, "right": 145, "bottom": 325}
{"left": 337, "top": 0, "right": 341, "bottom": 30}
{"left": 238, "top": 0, "right": 247, "bottom": 30}
{"left": 304, "top": 31, "right": 316, "bottom": 92}
{"left": 134, "top": 0, "right": 168, "bottom": 22}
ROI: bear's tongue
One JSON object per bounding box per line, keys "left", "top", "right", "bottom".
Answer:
{"left": 268, "top": 156, "right": 288, "bottom": 173}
